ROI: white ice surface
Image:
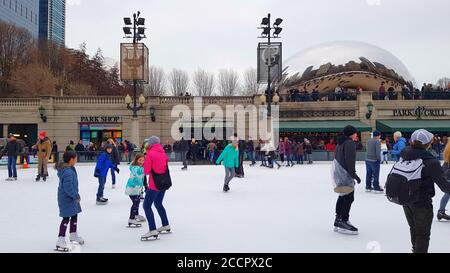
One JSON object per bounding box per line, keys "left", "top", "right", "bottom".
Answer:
{"left": 1, "top": 162, "right": 449, "bottom": 253}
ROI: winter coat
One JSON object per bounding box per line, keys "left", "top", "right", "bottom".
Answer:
{"left": 110, "top": 146, "right": 121, "bottom": 165}
{"left": 278, "top": 142, "right": 286, "bottom": 154}
{"left": 75, "top": 143, "right": 85, "bottom": 152}
{"left": 304, "top": 142, "right": 313, "bottom": 154}
{"left": 178, "top": 138, "right": 189, "bottom": 152}
{"left": 400, "top": 147, "right": 450, "bottom": 206}
{"left": 216, "top": 144, "right": 239, "bottom": 168}
{"left": 94, "top": 152, "right": 116, "bottom": 178}
{"left": 391, "top": 137, "right": 407, "bottom": 161}
{"left": 125, "top": 165, "right": 145, "bottom": 196}
{"left": 3, "top": 140, "right": 20, "bottom": 157}
{"left": 295, "top": 143, "right": 304, "bottom": 156}
{"left": 163, "top": 144, "right": 173, "bottom": 153}
{"left": 207, "top": 142, "right": 216, "bottom": 151}
{"left": 443, "top": 163, "right": 450, "bottom": 182}
{"left": 144, "top": 144, "right": 169, "bottom": 191}
{"left": 332, "top": 136, "right": 359, "bottom": 194}
{"left": 246, "top": 140, "right": 254, "bottom": 152}
{"left": 57, "top": 163, "right": 81, "bottom": 218}
{"left": 35, "top": 138, "right": 52, "bottom": 159}
{"left": 366, "top": 138, "right": 381, "bottom": 161}
{"left": 284, "top": 141, "right": 293, "bottom": 155}
{"left": 66, "top": 144, "right": 75, "bottom": 152}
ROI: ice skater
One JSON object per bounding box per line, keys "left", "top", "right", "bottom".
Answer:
{"left": 55, "top": 151, "right": 84, "bottom": 252}
{"left": 216, "top": 139, "right": 239, "bottom": 192}
{"left": 94, "top": 144, "right": 119, "bottom": 205}
{"left": 141, "top": 136, "right": 171, "bottom": 241}
{"left": 332, "top": 125, "right": 361, "bottom": 235}
{"left": 33, "top": 131, "right": 52, "bottom": 181}
{"left": 437, "top": 140, "right": 450, "bottom": 221}
{"left": 125, "top": 154, "right": 147, "bottom": 227}
{"left": 1, "top": 134, "right": 20, "bottom": 181}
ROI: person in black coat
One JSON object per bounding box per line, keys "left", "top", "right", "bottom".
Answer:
{"left": 333, "top": 126, "right": 361, "bottom": 235}
{"left": 246, "top": 137, "right": 256, "bottom": 166}
{"left": 179, "top": 137, "right": 189, "bottom": 170}
{"left": 234, "top": 134, "right": 246, "bottom": 177}
{"left": 75, "top": 140, "right": 85, "bottom": 160}
{"left": 52, "top": 141, "right": 59, "bottom": 163}
{"left": 106, "top": 139, "right": 121, "bottom": 188}
{"left": 399, "top": 129, "right": 450, "bottom": 253}
{"left": 2, "top": 134, "right": 20, "bottom": 180}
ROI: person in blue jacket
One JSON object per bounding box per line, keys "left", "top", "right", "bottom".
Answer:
{"left": 390, "top": 131, "right": 407, "bottom": 161}
{"left": 55, "top": 151, "right": 84, "bottom": 251}
{"left": 94, "top": 144, "right": 119, "bottom": 205}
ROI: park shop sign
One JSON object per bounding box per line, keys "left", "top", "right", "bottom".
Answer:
{"left": 393, "top": 106, "right": 446, "bottom": 118}
{"left": 80, "top": 116, "right": 121, "bottom": 123}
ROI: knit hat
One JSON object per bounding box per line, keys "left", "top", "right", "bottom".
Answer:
{"left": 343, "top": 125, "right": 357, "bottom": 137}
{"left": 411, "top": 129, "right": 434, "bottom": 145}
{"left": 39, "top": 131, "right": 46, "bottom": 139}
{"left": 372, "top": 130, "right": 381, "bottom": 137}
{"left": 147, "top": 136, "right": 160, "bottom": 148}
{"left": 105, "top": 144, "right": 113, "bottom": 150}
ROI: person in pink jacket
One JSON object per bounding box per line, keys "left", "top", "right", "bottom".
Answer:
{"left": 141, "top": 136, "right": 171, "bottom": 241}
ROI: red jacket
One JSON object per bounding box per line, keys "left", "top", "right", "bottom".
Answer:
{"left": 144, "top": 144, "right": 169, "bottom": 191}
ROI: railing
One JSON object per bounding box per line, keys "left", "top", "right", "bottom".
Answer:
{"left": 159, "top": 96, "right": 254, "bottom": 105}
{"left": 0, "top": 98, "right": 40, "bottom": 107}
{"left": 370, "top": 90, "right": 450, "bottom": 101}
{"left": 53, "top": 96, "right": 126, "bottom": 105}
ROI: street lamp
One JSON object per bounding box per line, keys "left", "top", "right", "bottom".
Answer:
{"left": 366, "top": 101, "right": 374, "bottom": 119}
{"left": 38, "top": 106, "right": 47, "bottom": 122}
{"left": 257, "top": 13, "right": 283, "bottom": 117}
{"left": 149, "top": 106, "right": 156, "bottom": 122}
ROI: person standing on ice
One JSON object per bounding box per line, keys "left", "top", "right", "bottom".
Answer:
{"left": 125, "top": 154, "right": 147, "bottom": 227}
{"left": 365, "top": 131, "right": 383, "bottom": 193}
{"left": 55, "top": 151, "right": 84, "bottom": 251}
{"left": 94, "top": 144, "right": 119, "bottom": 205}
{"left": 2, "top": 134, "right": 20, "bottom": 181}
{"left": 33, "top": 131, "right": 52, "bottom": 182}
{"left": 332, "top": 125, "right": 361, "bottom": 235}
{"left": 216, "top": 139, "right": 239, "bottom": 192}
{"left": 390, "top": 131, "right": 407, "bottom": 162}
{"left": 141, "top": 136, "right": 171, "bottom": 240}
{"left": 437, "top": 141, "right": 450, "bottom": 221}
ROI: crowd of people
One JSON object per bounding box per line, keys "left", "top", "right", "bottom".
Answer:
{"left": 285, "top": 84, "right": 359, "bottom": 102}
{"left": 375, "top": 82, "right": 450, "bottom": 101}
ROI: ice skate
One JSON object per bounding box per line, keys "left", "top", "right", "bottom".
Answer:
{"left": 135, "top": 215, "right": 147, "bottom": 222}
{"left": 437, "top": 210, "right": 450, "bottom": 221}
{"left": 69, "top": 232, "right": 84, "bottom": 245}
{"left": 334, "top": 221, "right": 358, "bottom": 235}
{"left": 372, "top": 187, "right": 384, "bottom": 194}
{"left": 223, "top": 184, "right": 230, "bottom": 193}
{"left": 365, "top": 187, "right": 373, "bottom": 192}
{"left": 42, "top": 175, "right": 47, "bottom": 182}
{"left": 54, "top": 237, "right": 72, "bottom": 252}
{"left": 112, "top": 184, "right": 116, "bottom": 189}
{"left": 13, "top": 177, "right": 17, "bottom": 181}
{"left": 96, "top": 197, "right": 108, "bottom": 205}
{"left": 157, "top": 225, "right": 172, "bottom": 234}
{"left": 141, "top": 230, "right": 159, "bottom": 241}
{"left": 181, "top": 166, "right": 187, "bottom": 171}
{"left": 127, "top": 218, "right": 142, "bottom": 228}
{"left": 35, "top": 175, "right": 41, "bottom": 182}
{"left": 5, "top": 177, "right": 13, "bottom": 181}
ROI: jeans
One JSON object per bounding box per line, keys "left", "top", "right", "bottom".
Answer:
{"left": 110, "top": 165, "right": 116, "bottom": 185}
{"left": 381, "top": 150, "right": 388, "bottom": 162}
{"left": 403, "top": 204, "right": 433, "bottom": 253}
{"left": 246, "top": 151, "right": 255, "bottom": 164}
{"left": 365, "top": 160, "right": 381, "bottom": 189}
{"left": 285, "top": 154, "right": 295, "bottom": 165}
{"left": 182, "top": 151, "right": 188, "bottom": 168}
{"left": 296, "top": 155, "right": 304, "bottom": 164}
{"left": 260, "top": 152, "right": 266, "bottom": 165}
{"left": 7, "top": 156, "right": 17, "bottom": 178}
{"left": 97, "top": 176, "right": 107, "bottom": 199}
{"left": 129, "top": 195, "right": 141, "bottom": 219}
{"left": 224, "top": 167, "right": 235, "bottom": 186}
{"left": 209, "top": 151, "right": 215, "bottom": 162}
{"left": 335, "top": 191, "right": 354, "bottom": 222}
{"left": 306, "top": 153, "right": 313, "bottom": 163}
{"left": 440, "top": 194, "right": 450, "bottom": 211}
{"left": 143, "top": 189, "right": 169, "bottom": 231}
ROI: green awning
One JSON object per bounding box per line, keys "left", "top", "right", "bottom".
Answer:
{"left": 377, "top": 120, "right": 450, "bottom": 133}
{"left": 278, "top": 120, "right": 372, "bottom": 133}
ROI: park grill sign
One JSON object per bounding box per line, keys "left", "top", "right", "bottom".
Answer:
{"left": 393, "top": 106, "right": 446, "bottom": 118}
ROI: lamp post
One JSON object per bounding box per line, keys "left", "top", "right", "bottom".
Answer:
{"left": 366, "top": 101, "right": 374, "bottom": 119}
{"left": 122, "top": 11, "right": 147, "bottom": 145}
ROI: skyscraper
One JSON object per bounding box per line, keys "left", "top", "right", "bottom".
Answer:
{"left": 39, "top": 0, "right": 65, "bottom": 46}
{"left": 0, "top": 0, "right": 39, "bottom": 37}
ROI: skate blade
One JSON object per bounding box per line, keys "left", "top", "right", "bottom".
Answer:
{"left": 335, "top": 228, "right": 358, "bottom": 235}
{"left": 127, "top": 224, "right": 142, "bottom": 228}
{"left": 141, "top": 236, "right": 159, "bottom": 241}
{"left": 54, "top": 246, "right": 72, "bottom": 252}
{"left": 96, "top": 202, "right": 108, "bottom": 205}
{"left": 158, "top": 230, "right": 171, "bottom": 234}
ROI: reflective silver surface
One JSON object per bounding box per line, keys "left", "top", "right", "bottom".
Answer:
{"left": 281, "top": 41, "right": 416, "bottom": 89}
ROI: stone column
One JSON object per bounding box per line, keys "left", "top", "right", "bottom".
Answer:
{"left": 131, "top": 117, "right": 140, "bottom": 147}
{"left": 2, "top": 124, "right": 8, "bottom": 137}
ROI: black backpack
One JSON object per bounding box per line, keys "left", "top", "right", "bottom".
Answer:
{"left": 151, "top": 164, "right": 172, "bottom": 191}
{"left": 385, "top": 158, "right": 424, "bottom": 206}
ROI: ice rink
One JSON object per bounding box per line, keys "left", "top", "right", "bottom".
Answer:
{"left": 1, "top": 162, "right": 450, "bottom": 253}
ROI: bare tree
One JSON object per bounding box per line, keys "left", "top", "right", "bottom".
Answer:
{"left": 145, "top": 67, "right": 166, "bottom": 96}
{"left": 241, "top": 68, "right": 262, "bottom": 95}
{"left": 436, "top": 77, "right": 450, "bottom": 90}
{"left": 193, "top": 69, "right": 215, "bottom": 96}
{"left": 168, "top": 69, "right": 189, "bottom": 96}
{"left": 218, "top": 69, "right": 240, "bottom": 96}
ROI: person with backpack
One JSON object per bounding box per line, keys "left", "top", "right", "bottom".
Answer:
{"left": 141, "top": 136, "right": 171, "bottom": 241}
{"left": 216, "top": 139, "right": 239, "bottom": 192}
{"left": 332, "top": 125, "right": 361, "bottom": 235}
{"left": 365, "top": 131, "right": 383, "bottom": 193}
{"left": 385, "top": 129, "right": 450, "bottom": 253}
{"left": 437, "top": 140, "right": 450, "bottom": 221}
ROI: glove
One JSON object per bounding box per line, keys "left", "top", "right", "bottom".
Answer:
{"left": 355, "top": 176, "right": 361, "bottom": 184}
{"left": 115, "top": 167, "right": 120, "bottom": 174}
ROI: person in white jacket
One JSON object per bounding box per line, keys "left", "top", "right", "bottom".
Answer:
{"left": 380, "top": 140, "right": 389, "bottom": 164}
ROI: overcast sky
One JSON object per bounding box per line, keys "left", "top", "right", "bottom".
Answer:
{"left": 66, "top": 0, "right": 450, "bottom": 86}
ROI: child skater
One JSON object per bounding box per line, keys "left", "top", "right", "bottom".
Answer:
{"left": 55, "top": 151, "right": 84, "bottom": 251}
{"left": 125, "top": 154, "right": 147, "bottom": 227}
{"left": 94, "top": 144, "right": 119, "bottom": 205}
{"left": 216, "top": 139, "right": 239, "bottom": 192}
